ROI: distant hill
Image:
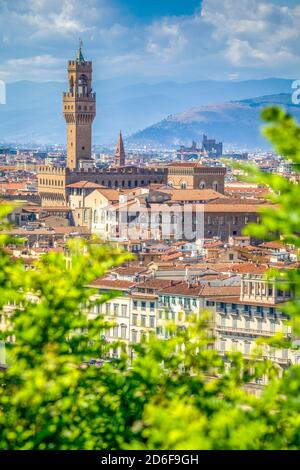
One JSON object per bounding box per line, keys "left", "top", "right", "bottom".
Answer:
{"left": 0, "top": 78, "right": 294, "bottom": 145}
{"left": 128, "top": 93, "right": 300, "bottom": 149}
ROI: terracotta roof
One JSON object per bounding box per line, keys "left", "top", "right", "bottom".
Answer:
{"left": 159, "top": 189, "right": 227, "bottom": 202}
{"left": 161, "top": 252, "right": 183, "bottom": 262}
{"left": 8, "top": 226, "right": 90, "bottom": 236}
{"left": 159, "top": 283, "right": 240, "bottom": 298}
{"left": 167, "top": 162, "right": 200, "bottom": 168}
{"left": 0, "top": 182, "right": 27, "bottom": 190}
{"left": 231, "top": 236, "right": 251, "bottom": 240}
{"left": 167, "top": 163, "right": 222, "bottom": 169}
{"left": 89, "top": 279, "right": 136, "bottom": 290}
{"left": 259, "top": 241, "right": 285, "bottom": 249}
{"left": 40, "top": 206, "right": 71, "bottom": 212}
{"left": 92, "top": 188, "right": 123, "bottom": 201}
{"left": 66, "top": 181, "right": 104, "bottom": 189}
{"left": 111, "top": 266, "right": 148, "bottom": 276}
{"left": 160, "top": 282, "right": 204, "bottom": 296}
{"left": 204, "top": 241, "right": 224, "bottom": 248}
{"left": 134, "top": 280, "right": 180, "bottom": 290}
{"left": 201, "top": 285, "right": 240, "bottom": 297}
{"left": 226, "top": 263, "right": 269, "bottom": 274}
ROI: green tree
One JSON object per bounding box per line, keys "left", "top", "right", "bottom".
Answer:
{"left": 0, "top": 107, "right": 300, "bottom": 449}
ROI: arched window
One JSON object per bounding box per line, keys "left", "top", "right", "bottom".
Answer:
{"left": 199, "top": 181, "right": 206, "bottom": 189}
{"left": 114, "top": 181, "right": 118, "bottom": 187}
{"left": 78, "top": 74, "right": 88, "bottom": 96}
{"left": 171, "top": 214, "right": 177, "bottom": 224}
{"left": 69, "top": 76, "right": 74, "bottom": 95}
{"left": 93, "top": 210, "right": 98, "bottom": 223}
{"left": 181, "top": 181, "right": 187, "bottom": 189}
{"left": 108, "top": 180, "right": 112, "bottom": 188}
{"left": 212, "top": 181, "right": 219, "bottom": 192}
{"left": 121, "top": 324, "right": 127, "bottom": 339}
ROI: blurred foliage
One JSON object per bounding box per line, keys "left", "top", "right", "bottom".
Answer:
{"left": 0, "top": 107, "right": 300, "bottom": 449}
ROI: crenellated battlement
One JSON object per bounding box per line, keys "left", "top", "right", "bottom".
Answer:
{"left": 68, "top": 60, "right": 92, "bottom": 70}
{"left": 63, "top": 92, "right": 96, "bottom": 100}
{"left": 38, "top": 165, "right": 166, "bottom": 177}
{"left": 38, "top": 166, "right": 67, "bottom": 174}
{"left": 69, "top": 166, "right": 166, "bottom": 176}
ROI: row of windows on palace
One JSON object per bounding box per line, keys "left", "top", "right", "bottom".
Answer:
{"left": 91, "top": 210, "right": 256, "bottom": 226}
{"left": 242, "top": 284, "right": 292, "bottom": 297}
{"left": 104, "top": 327, "right": 150, "bottom": 343}
{"left": 180, "top": 181, "right": 219, "bottom": 190}
{"left": 104, "top": 331, "right": 289, "bottom": 363}
{"left": 103, "top": 326, "right": 290, "bottom": 360}
{"left": 0, "top": 310, "right": 289, "bottom": 347}
{"left": 39, "top": 179, "right": 163, "bottom": 188}
{"left": 92, "top": 301, "right": 156, "bottom": 317}
{"left": 90, "top": 298, "right": 286, "bottom": 321}
{"left": 218, "top": 339, "right": 289, "bottom": 358}
{"left": 105, "top": 334, "right": 290, "bottom": 366}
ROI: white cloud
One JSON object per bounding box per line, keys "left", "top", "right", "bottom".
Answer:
{"left": 146, "top": 21, "right": 188, "bottom": 61}
{"left": 0, "top": 55, "right": 64, "bottom": 81}
{"left": 1, "top": 0, "right": 300, "bottom": 82}
{"left": 202, "top": 0, "right": 300, "bottom": 70}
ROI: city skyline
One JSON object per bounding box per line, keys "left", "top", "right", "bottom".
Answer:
{"left": 1, "top": 0, "right": 300, "bottom": 84}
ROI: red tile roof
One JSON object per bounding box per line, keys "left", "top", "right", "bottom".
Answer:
{"left": 66, "top": 181, "right": 104, "bottom": 189}
{"left": 89, "top": 279, "right": 136, "bottom": 290}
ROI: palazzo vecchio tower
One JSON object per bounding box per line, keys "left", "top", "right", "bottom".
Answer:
{"left": 63, "top": 41, "right": 96, "bottom": 170}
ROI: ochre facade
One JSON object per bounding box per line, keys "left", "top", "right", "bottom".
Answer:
{"left": 167, "top": 163, "right": 226, "bottom": 193}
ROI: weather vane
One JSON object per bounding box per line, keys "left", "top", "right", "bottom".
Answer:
{"left": 79, "top": 37, "right": 83, "bottom": 50}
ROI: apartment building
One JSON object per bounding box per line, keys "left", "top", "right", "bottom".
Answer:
{"left": 156, "top": 283, "right": 240, "bottom": 339}
{"left": 88, "top": 279, "right": 135, "bottom": 357}
{"left": 213, "top": 271, "right": 293, "bottom": 380}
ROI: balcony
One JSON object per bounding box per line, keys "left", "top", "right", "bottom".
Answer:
{"left": 218, "top": 351, "right": 290, "bottom": 365}
{"left": 215, "top": 325, "right": 277, "bottom": 337}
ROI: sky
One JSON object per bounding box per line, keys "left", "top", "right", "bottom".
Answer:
{"left": 1, "top": 0, "right": 300, "bottom": 83}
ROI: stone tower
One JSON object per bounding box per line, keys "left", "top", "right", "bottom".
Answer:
{"left": 63, "top": 41, "right": 96, "bottom": 170}
{"left": 114, "top": 130, "right": 126, "bottom": 167}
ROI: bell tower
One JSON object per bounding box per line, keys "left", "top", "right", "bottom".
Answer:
{"left": 114, "top": 130, "right": 126, "bottom": 167}
{"left": 63, "top": 41, "right": 96, "bottom": 170}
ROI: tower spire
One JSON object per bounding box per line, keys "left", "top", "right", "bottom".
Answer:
{"left": 114, "top": 130, "right": 126, "bottom": 167}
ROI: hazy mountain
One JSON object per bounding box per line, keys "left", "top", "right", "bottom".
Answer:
{"left": 0, "top": 78, "right": 295, "bottom": 145}
{"left": 128, "top": 93, "right": 300, "bottom": 150}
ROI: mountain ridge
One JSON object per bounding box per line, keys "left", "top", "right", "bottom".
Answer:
{"left": 0, "top": 78, "right": 295, "bottom": 145}
{"left": 128, "top": 92, "right": 299, "bottom": 149}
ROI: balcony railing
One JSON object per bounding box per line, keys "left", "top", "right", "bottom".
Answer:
{"left": 215, "top": 325, "right": 280, "bottom": 337}
{"left": 218, "top": 351, "right": 290, "bottom": 365}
